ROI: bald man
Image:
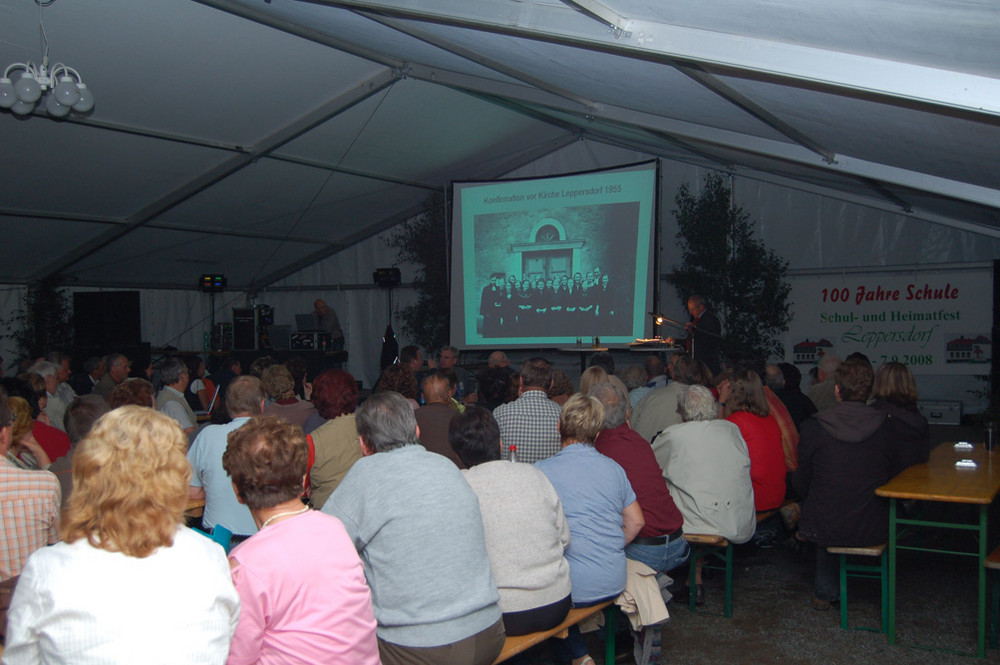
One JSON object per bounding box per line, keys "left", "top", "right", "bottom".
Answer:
{"left": 313, "top": 299, "right": 345, "bottom": 350}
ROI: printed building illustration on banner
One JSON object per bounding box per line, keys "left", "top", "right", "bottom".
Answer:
{"left": 945, "top": 334, "right": 991, "bottom": 364}
{"left": 792, "top": 338, "right": 834, "bottom": 365}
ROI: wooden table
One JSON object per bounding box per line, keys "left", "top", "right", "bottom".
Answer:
{"left": 184, "top": 498, "right": 205, "bottom": 519}
{"left": 876, "top": 441, "right": 1000, "bottom": 658}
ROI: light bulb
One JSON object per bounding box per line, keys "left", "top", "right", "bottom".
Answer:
{"left": 0, "top": 78, "right": 16, "bottom": 109}
{"left": 14, "top": 73, "right": 41, "bottom": 103}
{"left": 53, "top": 76, "right": 81, "bottom": 107}
{"left": 10, "top": 99, "right": 35, "bottom": 115}
{"left": 72, "top": 83, "right": 94, "bottom": 113}
{"left": 45, "top": 94, "right": 71, "bottom": 118}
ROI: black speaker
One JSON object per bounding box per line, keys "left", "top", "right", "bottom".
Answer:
{"left": 233, "top": 308, "right": 256, "bottom": 351}
{"left": 73, "top": 291, "right": 141, "bottom": 349}
{"left": 373, "top": 267, "right": 401, "bottom": 288}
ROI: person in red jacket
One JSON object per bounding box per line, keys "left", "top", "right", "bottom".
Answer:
{"left": 722, "top": 367, "right": 786, "bottom": 512}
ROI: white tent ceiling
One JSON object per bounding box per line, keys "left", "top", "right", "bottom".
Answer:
{"left": 1, "top": 0, "right": 998, "bottom": 291}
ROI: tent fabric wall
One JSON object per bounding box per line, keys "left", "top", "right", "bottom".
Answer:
{"left": 0, "top": 142, "right": 992, "bottom": 406}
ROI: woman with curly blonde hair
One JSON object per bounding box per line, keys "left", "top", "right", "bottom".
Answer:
{"left": 4, "top": 406, "right": 240, "bottom": 664}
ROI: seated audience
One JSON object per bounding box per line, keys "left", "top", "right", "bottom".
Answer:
{"left": 773, "top": 362, "right": 817, "bottom": 430}
{"left": 792, "top": 360, "right": 905, "bottom": 611}
{"left": 0, "top": 388, "right": 60, "bottom": 582}
{"left": 92, "top": 353, "right": 131, "bottom": 403}
{"left": 871, "top": 361, "right": 931, "bottom": 468}
{"left": 756, "top": 362, "right": 800, "bottom": 472}
{"left": 632, "top": 355, "right": 700, "bottom": 442}
{"left": 536, "top": 393, "right": 644, "bottom": 665}
{"left": 478, "top": 365, "right": 514, "bottom": 411}
{"left": 652, "top": 385, "right": 755, "bottom": 545}
{"left": 156, "top": 356, "right": 197, "bottom": 437}
{"left": 284, "top": 355, "right": 309, "bottom": 400}
{"left": 7, "top": 397, "right": 52, "bottom": 469}
{"left": 415, "top": 372, "right": 464, "bottom": 468}
{"left": 586, "top": 351, "right": 629, "bottom": 397}
{"left": 188, "top": 376, "right": 264, "bottom": 540}
{"left": 27, "top": 361, "right": 69, "bottom": 433}
{"left": 435, "top": 346, "right": 478, "bottom": 404}
{"left": 546, "top": 369, "right": 574, "bottom": 407}
{"left": 51, "top": 395, "right": 109, "bottom": 508}
{"left": 2, "top": 377, "right": 70, "bottom": 464}
{"left": 4, "top": 406, "right": 239, "bottom": 662}
{"left": 185, "top": 355, "right": 216, "bottom": 413}
{"left": 451, "top": 407, "right": 572, "bottom": 636}
{"left": 722, "top": 368, "right": 786, "bottom": 511}
{"left": 494, "top": 358, "right": 563, "bottom": 463}
{"left": 579, "top": 366, "right": 609, "bottom": 394}
{"left": 69, "top": 356, "right": 104, "bottom": 396}
{"left": 16, "top": 373, "right": 49, "bottom": 425}
{"left": 620, "top": 364, "right": 649, "bottom": 408}
{"left": 306, "top": 369, "right": 362, "bottom": 510}
{"left": 108, "top": 378, "right": 155, "bottom": 409}
{"left": 324, "top": 392, "right": 504, "bottom": 665}
{"left": 261, "top": 364, "right": 317, "bottom": 428}
{"left": 248, "top": 356, "right": 275, "bottom": 380}
{"left": 808, "top": 355, "right": 841, "bottom": 412}
{"left": 590, "top": 383, "right": 689, "bottom": 576}
{"left": 208, "top": 355, "right": 242, "bottom": 407}
{"left": 375, "top": 363, "right": 420, "bottom": 409}
{"left": 644, "top": 356, "right": 668, "bottom": 389}
{"left": 223, "top": 416, "right": 380, "bottom": 665}
{"left": 399, "top": 346, "right": 424, "bottom": 385}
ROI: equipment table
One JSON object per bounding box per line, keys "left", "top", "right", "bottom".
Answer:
{"left": 876, "top": 442, "right": 1000, "bottom": 658}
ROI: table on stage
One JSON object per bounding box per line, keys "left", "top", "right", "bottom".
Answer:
{"left": 628, "top": 341, "right": 684, "bottom": 364}
{"left": 558, "top": 346, "right": 609, "bottom": 374}
{"left": 876, "top": 441, "right": 1000, "bottom": 658}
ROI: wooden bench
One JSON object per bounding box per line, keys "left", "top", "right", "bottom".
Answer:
{"left": 827, "top": 544, "right": 887, "bottom": 633}
{"left": 184, "top": 498, "right": 205, "bottom": 519}
{"left": 985, "top": 545, "right": 1000, "bottom": 648}
{"left": 492, "top": 600, "right": 616, "bottom": 664}
{"left": 684, "top": 533, "right": 733, "bottom": 618}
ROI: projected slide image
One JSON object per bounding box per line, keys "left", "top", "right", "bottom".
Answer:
{"left": 451, "top": 160, "right": 657, "bottom": 349}
{"left": 471, "top": 203, "right": 638, "bottom": 341}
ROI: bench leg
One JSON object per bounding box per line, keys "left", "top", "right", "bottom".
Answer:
{"left": 604, "top": 605, "right": 617, "bottom": 664}
{"left": 689, "top": 554, "right": 699, "bottom": 613}
{"left": 839, "top": 553, "right": 849, "bottom": 631}
{"left": 879, "top": 550, "right": 889, "bottom": 634}
{"left": 723, "top": 543, "right": 733, "bottom": 618}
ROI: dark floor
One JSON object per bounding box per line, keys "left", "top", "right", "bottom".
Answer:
{"left": 516, "top": 519, "right": 998, "bottom": 664}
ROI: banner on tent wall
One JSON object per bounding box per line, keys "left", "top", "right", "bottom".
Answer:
{"left": 783, "top": 268, "right": 991, "bottom": 375}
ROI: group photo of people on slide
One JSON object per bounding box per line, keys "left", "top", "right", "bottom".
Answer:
{"left": 478, "top": 267, "right": 627, "bottom": 338}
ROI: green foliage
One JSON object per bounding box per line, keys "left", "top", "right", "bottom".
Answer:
{"left": 667, "top": 173, "right": 791, "bottom": 362}
{"left": 6, "top": 278, "right": 75, "bottom": 361}
{"left": 384, "top": 194, "right": 450, "bottom": 353}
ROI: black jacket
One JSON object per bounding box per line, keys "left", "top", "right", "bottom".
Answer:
{"left": 871, "top": 398, "right": 931, "bottom": 468}
{"left": 792, "top": 402, "right": 906, "bottom": 547}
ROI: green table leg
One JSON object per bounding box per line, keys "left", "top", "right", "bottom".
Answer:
{"left": 888, "top": 497, "right": 897, "bottom": 645}
{"left": 977, "top": 505, "right": 987, "bottom": 658}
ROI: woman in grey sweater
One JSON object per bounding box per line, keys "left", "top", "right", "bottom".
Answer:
{"left": 451, "top": 407, "right": 573, "bottom": 636}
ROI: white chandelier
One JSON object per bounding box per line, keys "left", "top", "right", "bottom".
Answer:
{"left": 0, "top": 61, "right": 94, "bottom": 117}
{"left": 0, "top": 0, "right": 94, "bottom": 118}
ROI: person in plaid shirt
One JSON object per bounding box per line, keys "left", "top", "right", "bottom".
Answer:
{"left": 0, "top": 387, "right": 61, "bottom": 579}
{"left": 493, "top": 357, "right": 562, "bottom": 464}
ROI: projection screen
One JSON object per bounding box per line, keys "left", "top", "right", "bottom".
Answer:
{"left": 450, "top": 160, "right": 658, "bottom": 349}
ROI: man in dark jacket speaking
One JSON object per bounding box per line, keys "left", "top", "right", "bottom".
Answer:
{"left": 792, "top": 359, "right": 907, "bottom": 611}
